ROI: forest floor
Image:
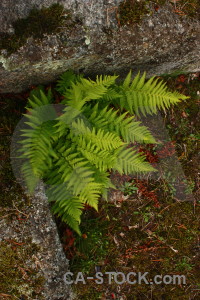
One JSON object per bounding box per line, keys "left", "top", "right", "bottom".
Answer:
{"left": 0, "top": 71, "right": 199, "bottom": 300}
{"left": 60, "top": 72, "right": 200, "bottom": 300}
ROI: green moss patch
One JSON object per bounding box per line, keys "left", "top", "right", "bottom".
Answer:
{"left": 118, "top": 0, "right": 200, "bottom": 26}
{"left": 0, "top": 3, "right": 72, "bottom": 55}
{"left": 118, "top": 0, "right": 150, "bottom": 26}
{"left": 0, "top": 240, "right": 44, "bottom": 299}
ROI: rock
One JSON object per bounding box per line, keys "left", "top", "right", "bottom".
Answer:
{"left": 27, "top": 183, "right": 75, "bottom": 300}
{"left": 0, "top": 1, "right": 200, "bottom": 93}
{"left": 0, "top": 182, "right": 74, "bottom": 299}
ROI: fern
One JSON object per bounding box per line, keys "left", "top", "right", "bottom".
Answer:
{"left": 84, "top": 103, "right": 156, "bottom": 144}
{"left": 18, "top": 70, "right": 188, "bottom": 234}
{"left": 62, "top": 74, "right": 118, "bottom": 108}
{"left": 27, "top": 86, "right": 53, "bottom": 109}
{"left": 116, "top": 70, "right": 189, "bottom": 116}
{"left": 56, "top": 70, "right": 83, "bottom": 95}
{"left": 114, "top": 146, "right": 155, "bottom": 175}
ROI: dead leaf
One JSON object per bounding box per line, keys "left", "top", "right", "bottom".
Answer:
{"left": 128, "top": 224, "right": 139, "bottom": 230}
{"left": 113, "top": 235, "right": 119, "bottom": 247}
{"left": 181, "top": 111, "right": 188, "bottom": 118}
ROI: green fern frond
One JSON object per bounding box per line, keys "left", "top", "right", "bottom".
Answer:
{"left": 120, "top": 119, "right": 157, "bottom": 144}
{"left": 52, "top": 197, "right": 83, "bottom": 221}
{"left": 71, "top": 118, "right": 124, "bottom": 151}
{"left": 122, "top": 70, "right": 132, "bottom": 88}
{"left": 114, "top": 146, "right": 156, "bottom": 175}
{"left": 79, "top": 182, "right": 102, "bottom": 209}
{"left": 27, "top": 88, "right": 53, "bottom": 109}
{"left": 50, "top": 192, "right": 83, "bottom": 235}
{"left": 119, "top": 71, "right": 189, "bottom": 116}
{"left": 86, "top": 104, "right": 156, "bottom": 144}
{"left": 67, "top": 162, "right": 94, "bottom": 195}
{"left": 56, "top": 70, "right": 82, "bottom": 95}
{"left": 102, "top": 88, "right": 122, "bottom": 102}
{"left": 95, "top": 74, "right": 118, "bottom": 87}
{"left": 19, "top": 119, "right": 58, "bottom": 177}
{"left": 79, "top": 78, "right": 108, "bottom": 100}
{"left": 63, "top": 74, "right": 118, "bottom": 107}
{"left": 55, "top": 105, "right": 83, "bottom": 136}
{"left": 61, "top": 212, "right": 81, "bottom": 235}
{"left": 63, "top": 79, "right": 107, "bottom": 109}
{"left": 77, "top": 140, "right": 116, "bottom": 171}
{"left": 46, "top": 172, "right": 101, "bottom": 235}
{"left": 20, "top": 161, "right": 40, "bottom": 194}
{"left": 64, "top": 81, "right": 87, "bottom": 110}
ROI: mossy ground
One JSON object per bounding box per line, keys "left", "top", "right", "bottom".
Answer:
{"left": 161, "top": 73, "right": 200, "bottom": 184}
{"left": 176, "top": 0, "right": 200, "bottom": 18}
{"left": 0, "top": 240, "right": 44, "bottom": 299}
{"left": 0, "top": 72, "right": 199, "bottom": 299}
{"left": 118, "top": 0, "right": 200, "bottom": 26}
{"left": 0, "top": 3, "right": 72, "bottom": 55}
{"left": 60, "top": 72, "right": 200, "bottom": 299}
{"left": 0, "top": 94, "right": 28, "bottom": 209}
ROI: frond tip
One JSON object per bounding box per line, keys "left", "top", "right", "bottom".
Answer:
{"left": 114, "top": 146, "right": 156, "bottom": 175}
{"left": 118, "top": 71, "right": 189, "bottom": 116}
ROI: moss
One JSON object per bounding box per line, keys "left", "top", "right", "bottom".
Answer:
{"left": 118, "top": 0, "right": 150, "bottom": 26}
{"left": 13, "top": 3, "right": 70, "bottom": 39}
{"left": 0, "top": 32, "right": 26, "bottom": 54}
{"left": 0, "top": 96, "right": 28, "bottom": 209}
{"left": 118, "top": 0, "right": 200, "bottom": 26}
{"left": 0, "top": 3, "right": 72, "bottom": 55}
{"left": 118, "top": 0, "right": 168, "bottom": 26}
{"left": 0, "top": 133, "right": 30, "bottom": 210}
{"left": 69, "top": 199, "right": 200, "bottom": 299}
{"left": 0, "top": 240, "right": 45, "bottom": 299}
{"left": 176, "top": 0, "right": 200, "bottom": 18}
{"left": 160, "top": 69, "right": 187, "bottom": 78}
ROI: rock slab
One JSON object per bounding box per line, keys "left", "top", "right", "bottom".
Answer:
{"left": 0, "top": 183, "right": 74, "bottom": 299}
{"left": 0, "top": 0, "right": 200, "bottom": 93}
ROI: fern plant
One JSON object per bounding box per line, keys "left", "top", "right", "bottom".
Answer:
{"left": 18, "top": 70, "right": 188, "bottom": 234}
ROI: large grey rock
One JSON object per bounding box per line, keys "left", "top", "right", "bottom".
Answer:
{"left": 0, "top": 0, "right": 200, "bottom": 93}
{"left": 0, "top": 182, "right": 74, "bottom": 299}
